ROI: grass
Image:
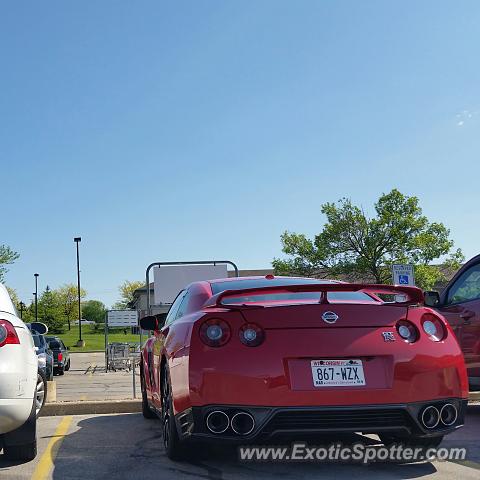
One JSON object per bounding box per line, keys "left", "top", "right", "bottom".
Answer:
{"left": 54, "top": 324, "right": 142, "bottom": 351}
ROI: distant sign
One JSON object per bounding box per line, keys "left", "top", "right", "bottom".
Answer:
{"left": 391, "top": 264, "right": 415, "bottom": 286}
{"left": 154, "top": 264, "right": 228, "bottom": 304}
{"left": 107, "top": 310, "right": 138, "bottom": 328}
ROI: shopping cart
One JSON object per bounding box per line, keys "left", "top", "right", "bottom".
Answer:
{"left": 107, "top": 343, "right": 132, "bottom": 371}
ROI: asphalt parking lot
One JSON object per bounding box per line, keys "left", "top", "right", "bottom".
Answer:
{"left": 1, "top": 406, "right": 479, "bottom": 480}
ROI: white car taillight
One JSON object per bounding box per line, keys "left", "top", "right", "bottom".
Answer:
{"left": 0, "top": 320, "right": 20, "bottom": 347}
{"left": 38, "top": 352, "right": 47, "bottom": 367}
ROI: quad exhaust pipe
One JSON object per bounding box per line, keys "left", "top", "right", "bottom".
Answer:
{"left": 205, "top": 410, "right": 255, "bottom": 435}
{"left": 440, "top": 403, "right": 458, "bottom": 426}
{"left": 206, "top": 410, "right": 229, "bottom": 434}
{"left": 420, "top": 403, "right": 458, "bottom": 429}
{"left": 231, "top": 412, "right": 255, "bottom": 435}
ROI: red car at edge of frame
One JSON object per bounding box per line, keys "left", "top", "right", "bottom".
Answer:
{"left": 139, "top": 276, "right": 468, "bottom": 460}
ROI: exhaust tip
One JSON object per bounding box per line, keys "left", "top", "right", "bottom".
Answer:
{"left": 231, "top": 411, "right": 255, "bottom": 435}
{"left": 206, "top": 410, "right": 229, "bottom": 434}
{"left": 421, "top": 405, "right": 440, "bottom": 429}
{"left": 440, "top": 403, "right": 458, "bottom": 426}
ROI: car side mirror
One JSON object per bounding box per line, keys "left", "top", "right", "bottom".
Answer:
{"left": 424, "top": 290, "right": 441, "bottom": 307}
{"left": 140, "top": 315, "right": 158, "bottom": 331}
{"left": 155, "top": 313, "right": 167, "bottom": 329}
{"left": 30, "top": 322, "right": 48, "bottom": 335}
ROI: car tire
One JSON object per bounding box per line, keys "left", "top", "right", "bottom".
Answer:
{"left": 161, "top": 366, "right": 190, "bottom": 461}
{"left": 3, "top": 397, "right": 37, "bottom": 462}
{"left": 3, "top": 441, "right": 37, "bottom": 462}
{"left": 57, "top": 367, "right": 65, "bottom": 376}
{"left": 379, "top": 433, "right": 444, "bottom": 449}
{"left": 65, "top": 359, "right": 71, "bottom": 372}
{"left": 141, "top": 372, "right": 157, "bottom": 420}
{"left": 36, "top": 370, "right": 47, "bottom": 417}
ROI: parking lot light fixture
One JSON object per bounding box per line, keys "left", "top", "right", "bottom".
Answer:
{"left": 74, "top": 237, "right": 85, "bottom": 347}
{"left": 34, "top": 273, "right": 39, "bottom": 323}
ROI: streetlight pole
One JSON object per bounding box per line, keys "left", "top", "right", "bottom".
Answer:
{"left": 34, "top": 273, "right": 39, "bottom": 322}
{"left": 74, "top": 237, "right": 84, "bottom": 347}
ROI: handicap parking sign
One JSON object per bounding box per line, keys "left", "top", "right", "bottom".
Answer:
{"left": 391, "top": 264, "right": 415, "bottom": 286}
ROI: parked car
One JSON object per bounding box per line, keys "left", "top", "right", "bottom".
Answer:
{"left": 45, "top": 336, "right": 70, "bottom": 375}
{"left": 139, "top": 276, "right": 468, "bottom": 460}
{"left": 0, "top": 283, "right": 38, "bottom": 461}
{"left": 425, "top": 254, "right": 480, "bottom": 388}
{"left": 31, "top": 332, "right": 54, "bottom": 381}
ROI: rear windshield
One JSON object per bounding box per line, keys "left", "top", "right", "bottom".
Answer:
{"left": 211, "top": 279, "right": 376, "bottom": 305}
{"left": 211, "top": 278, "right": 330, "bottom": 294}
{"left": 221, "top": 291, "right": 376, "bottom": 305}
{"left": 49, "top": 341, "right": 61, "bottom": 349}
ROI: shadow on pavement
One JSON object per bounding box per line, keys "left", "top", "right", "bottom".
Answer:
{"left": 49, "top": 414, "right": 441, "bottom": 480}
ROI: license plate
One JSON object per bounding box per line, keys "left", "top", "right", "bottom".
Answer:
{"left": 311, "top": 359, "right": 366, "bottom": 387}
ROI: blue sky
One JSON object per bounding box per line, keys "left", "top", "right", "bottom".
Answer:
{"left": 1, "top": 1, "right": 479, "bottom": 307}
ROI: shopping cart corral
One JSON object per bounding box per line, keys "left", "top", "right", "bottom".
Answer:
{"left": 106, "top": 343, "right": 141, "bottom": 372}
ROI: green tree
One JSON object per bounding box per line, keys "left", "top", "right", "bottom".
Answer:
{"left": 0, "top": 245, "right": 20, "bottom": 282}
{"left": 38, "top": 286, "right": 65, "bottom": 333}
{"left": 5, "top": 286, "right": 20, "bottom": 307}
{"left": 113, "top": 280, "right": 144, "bottom": 309}
{"left": 82, "top": 300, "right": 107, "bottom": 324}
{"left": 57, "top": 284, "right": 87, "bottom": 330}
{"left": 273, "top": 189, "right": 464, "bottom": 290}
{"left": 4, "top": 286, "right": 32, "bottom": 320}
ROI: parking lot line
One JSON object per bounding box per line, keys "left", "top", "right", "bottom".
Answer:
{"left": 31, "top": 416, "right": 72, "bottom": 480}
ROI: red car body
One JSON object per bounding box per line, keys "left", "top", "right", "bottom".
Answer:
{"left": 140, "top": 276, "right": 468, "bottom": 459}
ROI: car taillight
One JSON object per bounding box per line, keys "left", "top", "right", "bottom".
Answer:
{"left": 58, "top": 352, "right": 63, "bottom": 362}
{"left": 421, "top": 314, "right": 447, "bottom": 342}
{"left": 239, "top": 323, "right": 265, "bottom": 347}
{"left": 396, "top": 320, "right": 418, "bottom": 343}
{"left": 199, "top": 319, "right": 231, "bottom": 347}
{"left": 0, "top": 320, "right": 20, "bottom": 347}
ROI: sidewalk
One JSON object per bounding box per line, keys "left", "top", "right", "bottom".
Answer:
{"left": 54, "top": 352, "right": 140, "bottom": 402}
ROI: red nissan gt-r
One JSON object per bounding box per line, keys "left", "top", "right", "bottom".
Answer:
{"left": 139, "top": 276, "right": 468, "bottom": 460}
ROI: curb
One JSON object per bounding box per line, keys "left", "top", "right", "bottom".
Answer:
{"left": 69, "top": 350, "right": 106, "bottom": 354}
{"left": 40, "top": 394, "right": 480, "bottom": 417}
{"left": 40, "top": 399, "right": 142, "bottom": 416}
{"left": 469, "top": 391, "right": 480, "bottom": 402}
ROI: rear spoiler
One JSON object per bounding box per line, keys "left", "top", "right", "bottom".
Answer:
{"left": 203, "top": 283, "right": 424, "bottom": 308}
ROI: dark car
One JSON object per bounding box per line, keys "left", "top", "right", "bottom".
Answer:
{"left": 32, "top": 332, "right": 54, "bottom": 381}
{"left": 46, "top": 336, "right": 71, "bottom": 375}
{"left": 425, "top": 254, "right": 480, "bottom": 388}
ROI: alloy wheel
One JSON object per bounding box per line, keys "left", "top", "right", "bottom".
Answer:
{"left": 36, "top": 373, "right": 45, "bottom": 416}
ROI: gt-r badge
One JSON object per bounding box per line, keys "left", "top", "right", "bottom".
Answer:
{"left": 382, "top": 332, "right": 396, "bottom": 342}
{"left": 322, "top": 311, "right": 339, "bottom": 324}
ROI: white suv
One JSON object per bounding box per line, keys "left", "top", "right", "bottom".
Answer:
{"left": 0, "top": 284, "right": 38, "bottom": 461}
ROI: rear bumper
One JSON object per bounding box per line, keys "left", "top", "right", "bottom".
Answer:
{"left": 0, "top": 398, "right": 34, "bottom": 435}
{"left": 176, "top": 398, "right": 468, "bottom": 443}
